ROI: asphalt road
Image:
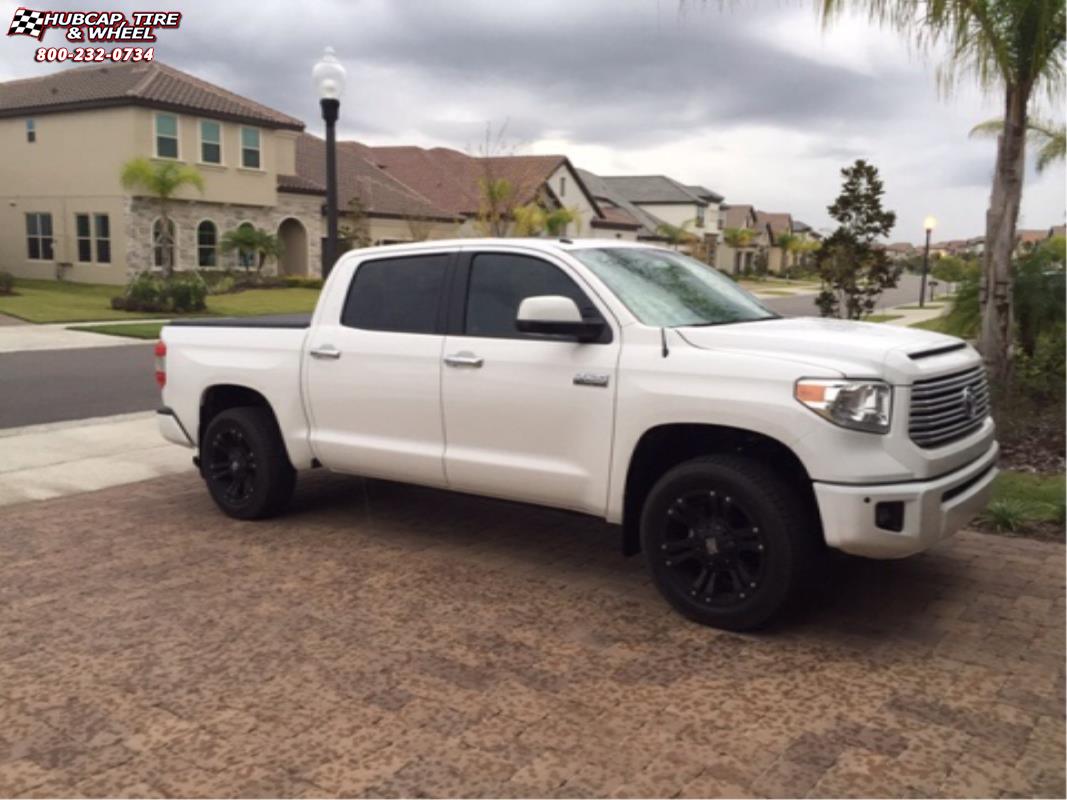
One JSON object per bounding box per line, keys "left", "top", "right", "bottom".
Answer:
{"left": 0, "top": 275, "right": 931, "bottom": 430}
{"left": 0, "top": 343, "right": 158, "bottom": 429}
{"left": 761, "top": 273, "right": 926, "bottom": 316}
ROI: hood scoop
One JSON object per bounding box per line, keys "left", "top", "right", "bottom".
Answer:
{"left": 908, "top": 342, "right": 966, "bottom": 360}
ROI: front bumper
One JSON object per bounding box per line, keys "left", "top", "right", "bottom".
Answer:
{"left": 814, "top": 441, "right": 999, "bottom": 559}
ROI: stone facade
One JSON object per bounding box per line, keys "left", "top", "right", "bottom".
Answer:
{"left": 127, "top": 191, "right": 324, "bottom": 278}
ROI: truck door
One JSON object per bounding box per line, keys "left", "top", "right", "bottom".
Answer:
{"left": 440, "top": 250, "right": 620, "bottom": 515}
{"left": 304, "top": 252, "right": 452, "bottom": 487}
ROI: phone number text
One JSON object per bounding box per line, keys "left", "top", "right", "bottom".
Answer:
{"left": 35, "top": 47, "right": 155, "bottom": 63}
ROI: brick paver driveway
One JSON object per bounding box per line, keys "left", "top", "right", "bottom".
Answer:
{"left": 2, "top": 472, "right": 1064, "bottom": 798}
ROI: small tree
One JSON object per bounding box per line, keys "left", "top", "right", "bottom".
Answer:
{"left": 340, "top": 196, "right": 372, "bottom": 250}
{"left": 221, "top": 226, "right": 282, "bottom": 276}
{"left": 120, "top": 158, "right": 204, "bottom": 277}
{"left": 513, "top": 204, "right": 580, "bottom": 237}
{"left": 656, "top": 220, "right": 698, "bottom": 250}
{"left": 815, "top": 159, "right": 900, "bottom": 319}
{"left": 722, "top": 227, "right": 758, "bottom": 249}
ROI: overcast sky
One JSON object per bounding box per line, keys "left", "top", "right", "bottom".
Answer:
{"left": 2, "top": 0, "right": 1063, "bottom": 242}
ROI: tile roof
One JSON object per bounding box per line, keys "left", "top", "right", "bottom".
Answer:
{"left": 277, "top": 173, "right": 325, "bottom": 195}
{"left": 684, "top": 184, "right": 725, "bottom": 203}
{"left": 294, "top": 134, "right": 456, "bottom": 220}
{"left": 722, "top": 204, "right": 756, "bottom": 230}
{"left": 599, "top": 175, "right": 707, "bottom": 205}
{"left": 576, "top": 169, "right": 667, "bottom": 238}
{"left": 364, "top": 146, "right": 568, "bottom": 217}
{"left": 755, "top": 211, "right": 793, "bottom": 237}
{"left": 1016, "top": 229, "right": 1048, "bottom": 243}
{"left": 0, "top": 62, "right": 304, "bottom": 129}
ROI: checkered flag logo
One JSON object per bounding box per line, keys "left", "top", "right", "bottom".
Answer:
{"left": 8, "top": 8, "right": 46, "bottom": 40}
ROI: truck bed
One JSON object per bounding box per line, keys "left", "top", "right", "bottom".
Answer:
{"left": 167, "top": 313, "right": 312, "bottom": 329}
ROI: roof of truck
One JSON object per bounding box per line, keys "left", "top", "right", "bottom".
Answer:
{"left": 341, "top": 238, "right": 664, "bottom": 258}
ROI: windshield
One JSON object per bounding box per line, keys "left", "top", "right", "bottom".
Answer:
{"left": 572, "top": 247, "right": 777, "bottom": 327}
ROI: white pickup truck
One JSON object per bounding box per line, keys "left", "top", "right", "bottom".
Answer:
{"left": 157, "top": 239, "right": 997, "bottom": 630}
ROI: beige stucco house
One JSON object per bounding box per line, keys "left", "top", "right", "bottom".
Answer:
{"left": 0, "top": 62, "right": 326, "bottom": 285}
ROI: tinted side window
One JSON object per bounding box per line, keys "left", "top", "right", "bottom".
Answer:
{"left": 342, "top": 254, "right": 449, "bottom": 334}
{"left": 465, "top": 253, "right": 597, "bottom": 338}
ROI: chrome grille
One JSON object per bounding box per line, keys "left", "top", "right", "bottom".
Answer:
{"left": 909, "top": 365, "right": 990, "bottom": 448}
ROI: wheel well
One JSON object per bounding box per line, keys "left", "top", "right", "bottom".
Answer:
{"left": 199, "top": 384, "right": 273, "bottom": 448}
{"left": 621, "top": 424, "right": 818, "bottom": 556}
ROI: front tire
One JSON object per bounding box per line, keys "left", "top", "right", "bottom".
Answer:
{"left": 640, "top": 455, "right": 815, "bottom": 631}
{"left": 201, "top": 407, "right": 296, "bottom": 520}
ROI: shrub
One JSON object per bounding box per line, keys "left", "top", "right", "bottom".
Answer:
{"left": 0, "top": 270, "right": 14, "bottom": 295}
{"left": 979, "top": 499, "right": 1035, "bottom": 533}
{"left": 282, "top": 276, "right": 324, "bottom": 290}
{"left": 125, "top": 272, "right": 166, "bottom": 310}
{"left": 115, "top": 272, "right": 207, "bottom": 313}
{"left": 167, "top": 273, "right": 207, "bottom": 312}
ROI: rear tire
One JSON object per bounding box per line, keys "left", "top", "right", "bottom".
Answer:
{"left": 201, "top": 407, "right": 296, "bottom": 520}
{"left": 640, "top": 454, "right": 815, "bottom": 631}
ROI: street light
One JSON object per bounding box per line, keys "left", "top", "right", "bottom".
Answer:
{"left": 919, "top": 215, "right": 937, "bottom": 308}
{"left": 313, "top": 47, "right": 347, "bottom": 278}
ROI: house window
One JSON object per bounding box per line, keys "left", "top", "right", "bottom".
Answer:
{"left": 153, "top": 218, "right": 176, "bottom": 268}
{"left": 155, "top": 113, "right": 179, "bottom": 159}
{"left": 94, "top": 214, "right": 111, "bottom": 263}
{"left": 197, "top": 220, "right": 218, "bottom": 267}
{"left": 25, "top": 212, "right": 53, "bottom": 260}
{"left": 560, "top": 176, "right": 566, "bottom": 197}
{"left": 75, "top": 214, "right": 92, "bottom": 262}
{"left": 240, "top": 127, "right": 260, "bottom": 169}
{"left": 200, "top": 120, "right": 221, "bottom": 164}
{"left": 695, "top": 206, "right": 706, "bottom": 228}
{"left": 26, "top": 119, "right": 35, "bottom": 143}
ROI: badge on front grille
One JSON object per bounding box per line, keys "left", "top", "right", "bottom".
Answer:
{"left": 961, "top": 386, "right": 977, "bottom": 418}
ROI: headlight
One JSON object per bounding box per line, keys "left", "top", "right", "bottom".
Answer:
{"left": 795, "top": 379, "right": 892, "bottom": 433}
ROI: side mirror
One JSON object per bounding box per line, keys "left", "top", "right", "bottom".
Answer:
{"left": 516, "top": 295, "right": 605, "bottom": 342}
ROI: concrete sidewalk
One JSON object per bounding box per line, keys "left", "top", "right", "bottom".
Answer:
{"left": 0, "top": 412, "right": 194, "bottom": 507}
{"left": 0, "top": 322, "right": 151, "bottom": 353}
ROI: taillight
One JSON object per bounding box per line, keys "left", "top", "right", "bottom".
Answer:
{"left": 154, "top": 340, "right": 166, "bottom": 389}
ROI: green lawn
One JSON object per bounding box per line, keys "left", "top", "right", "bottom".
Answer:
{"left": 0, "top": 278, "right": 319, "bottom": 324}
{"left": 992, "top": 471, "right": 1065, "bottom": 522}
{"left": 896, "top": 304, "right": 945, "bottom": 310}
{"left": 867, "top": 313, "right": 904, "bottom": 323}
{"left": 910, "top": 316, "right": 952, "bottom": 332}
{"left": 69, "top": 322, "right": 166, "bottom": 340}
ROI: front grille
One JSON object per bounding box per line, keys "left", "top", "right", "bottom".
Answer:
{"left": 909, "top": 365, "right": 990, "bottom": 448}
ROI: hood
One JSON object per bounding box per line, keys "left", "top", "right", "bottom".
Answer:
{"left": 676, "top": 317, "right": 974, "bottom": 381}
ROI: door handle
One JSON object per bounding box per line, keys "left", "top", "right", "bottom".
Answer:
{"left": 444, "top": 352, "right": 484, "bottom": 368}
{"left": 309, "top": 345, "right": 342, "bottom": 360}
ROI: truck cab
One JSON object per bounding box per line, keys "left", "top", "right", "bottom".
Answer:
{"left": 157, "top": 239, "right": 997, "bottom": 630}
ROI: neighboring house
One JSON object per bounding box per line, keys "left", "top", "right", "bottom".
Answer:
{"left": 755, "top": 210, "right": 794, "bottom": 273}
{"left": 1050, "top": 224, "right": 1066, "bottom": 239}
{"left": 885, "top": 242, "right": 917, "bottom": 262}
{"left": 572, "top": 170, "right": 643, "bottom": 240}
{"left": 716, "top": 204, "right": 764, "bottom": 274}
{"left": 356, "top": 145, "right": 606, "bottom": 239}
{"left": 0, "top": 62, "right": 324, "bottom": 284}
{"left": 1014, "top": 229, "right": 1048, "bottom": 255}
{"left": 598, "top": 175, "right": 722, "bottom": 259}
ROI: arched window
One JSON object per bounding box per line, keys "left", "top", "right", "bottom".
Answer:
{"left": 152, "top": 218, "right": 175, "bottom": 269}
{"left": 236, "top": 221, "right": 256, "bottom": 269}
{"left": 197, "top": 220, "right": 218, "bottom": 267}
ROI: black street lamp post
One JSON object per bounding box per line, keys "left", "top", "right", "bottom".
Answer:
{"left": 313, "top": 47, "right": 347, "bottom": 279}
{"left": 919, "top": 215, "right": 936, "bottom": 308}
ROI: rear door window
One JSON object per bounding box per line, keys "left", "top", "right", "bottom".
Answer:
{"left": 342, "top": 254, "right": 450, "bottom": 334}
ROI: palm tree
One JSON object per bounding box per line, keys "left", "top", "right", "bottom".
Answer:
{"left": 819, "top": 0, "right": 1066, "bottom": 383}
{"left": 722, "top": 227, "right": 758, "bottom": 249}
{"left": 221, "top": 226, "right": 282, "bottom": 276}
{"left": 971, "top": 117, "right": 1066, "bottom": 173}
{"left": 774, "top": 232, "right": 800, "bottom": 270}
{"left": 120, "top": 158, "right": 205, "bottom": 277}
{"left": 656, "top": 219, "right": 699, "bottom": 250}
